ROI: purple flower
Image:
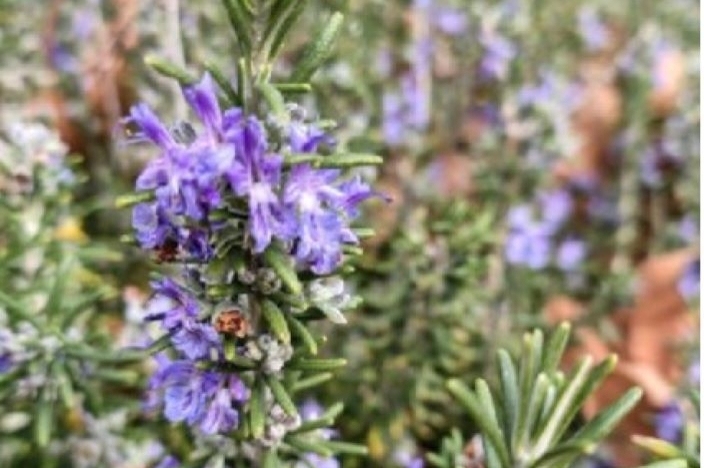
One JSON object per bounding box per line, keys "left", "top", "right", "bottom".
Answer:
{"left": 517, "top": 72, "right": 558, "bottom": 107}
{"left": 505, "top": 228, "right": 551, "bottom": 270}
{"left": 183, "top": 73, "right": 222, "bottom": 139}
{"left": 556, "top": 238, "right": 586, "bottom": 271}
{"left": 0, "top": 353, "right": 13, "bottom": 373}
{"left": 478, "top": 31, "right": 516, "bottom": 81}
{"left": 434, "top": 7, "right": 467, "bottom": 36}
{"left": 677, "top": 258, "right": 699, "bottom": 301}
{"left": 651, "top": 40, "right": 674, "bottom": 90}
{"left": 128, "top": 72, "right": 377, "bottom": 274}
{"left": 132, "top": 203, "right": 170, "bottom": 249}
{"left": 578, "top": 7, "right": 609, "bottom": 51}
{"left": 687, "top": 358, "right": 700, "bottom": 387}
{"left": 300, "top": 399, "right": 336, "bottom": 439}
{"left": 145, "top": 278, "right": 199, "bottom": 330}
{"left": 225, "top": 116, "right": 284, "bottom": 252}
{"left": 147, "top": 357, "right": 247, "bottom": 435}
{"left": 402, "top": 73, "right": 430, "bottom": 130}
{"left": 383, "top": 92, "right": 407, "bottom": 146}
{"left": 296, "top": 400, "right": 339, "bottom": 468}
{"left": 406, "top": 457, "right": 425, "bottom": 468}
{"left": 161, "top": 361, "right": 216, "bottom": 424}
{"left": 654, "top": 402, "right": 684, "bottom": 443}
{"left": 171, "top": 320, "right": 221, "bottom": 360}
{"left": 281, "top": 164, "right": 374, "bottom": 274}
{"left": 677, "top": 216, "right": 698, "bottom": 244}
{"left": 382, "top": 70, "right": 430, "bottom": 146}
{"left": 297, "top": 454, "right": 340, "bottom": 468}
{"left": 124, "top": 103, "right": 175, "bottom": 148}
{"left": 539, "top": 189, "right": 573, "bottom": 231}
{"left": 155, "top": 456, "right": 181, "bottom": 468}
{"left": 199, "top": 388, "right": 240, "bottom": 435}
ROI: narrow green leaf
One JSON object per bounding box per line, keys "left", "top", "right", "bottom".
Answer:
{"left": 262, "top": 450, "right": 280, "bottom": 468}
{"left": 574, "top": 387, "right": 642, "bottom": 442}
{"left": 257, "top": 82, "right": 287, "bottom": 117}
{"left": 318, "top": 440, "right": 369, "bottom": 456}
{"left": 497, "top": 349, "right": 519, "bottom": 440}
{"left": 144, "top": 55, "right": 196, "bottom": 85}
{"left": 45, "top": 255, "right": 74, "bottom": 315}
{"left": 289, "top": 358, "right": 347, "bottom": 372}
{"left": 290, "top": 416, "right": 334, "bottom": 435}
{"left": 274, "top": 83, "right": 313, "bottom": 94}
{"left": 34, "top": 386, "right": 53, "bottom": 448}
{"left": 549, "top": 355, "right": 618, "bottom": 443}
{"left": 317, "top": 153, "right": 383, "bottom": 168}
{"left": 351, "top": 227, "right": 375, "bottom": 238}
{"left": 55, "top": 364, "right": 75, "bottom": 409}
{"left": 237, "top": 58, "right": 249, "bottom": 112}
{"left": 532, "top": 441, "right": 594, "bottom": 468}
{"left": 514, "top": 332, "right": 540, "bottom": 451}
{"left": 537, "top": 385, "right": 557, "bottom": 429}
{"left": 286, "top": 436, "right": 333, "bottom": 457}
{"left": 291, "top": 372, "right": 333, "bottom": 392}
{"left": 263, "top": 247, "right": 302, "bottom": 296}
{"left": 517, "top": 373, "right": 550, "bottom": 452}
{"left": 446, "top": 379, "right": 511, "bottom": 467}
{"left": 475, "top": 379, "right": 503, "bottom": 468}
{"left": 224, "top": 351, "right": 258, "bottom": 369}
{"left": 222, "top": 0, "right": 252, "bottom": 53}
{"left": 530, "top": 356, "right": 593, "bottom": 457}
{"left": 115, "top": 190, "right": 154, "bottom": 208}
{"left": 265, "top": 375, "right": 298, "bottom": 417}
{"left": 321, "top": 402, "right": 344, "bottom": 421}
{"left": 284, "top": 153, "right": 323, "bottom": 167}
{"left": 262, "top": 299, "right": 291, "bottom": 344}
{"left": 204, "top": 61, "right": 241, "bottom": 106}
{"left": 0, "top": 289, "right": 40, "bottom": 328}
{"left": 291, "top": 12, "right": 344, "bottom": 81}
{"left": 287, "top": 316, "right": 319, "bottom": 355}
{"left": 542, "top": 322, "right": 571, "bottom": 375}
{"left": 249, "top": 381, "right": 266, "bottom": 439}
{"left": 268, "top": 0, "right": 308, "bottom": 60}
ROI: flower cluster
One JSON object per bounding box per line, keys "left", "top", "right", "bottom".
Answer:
{"left": 129, "top": 73, "right": 375, "bottom": 274}
{"left": 504, "top": 188, "right": 588, "bottom": 273}
{"left": 380, "top": 0, "right": 467, "bottom": 146}
{"left": 126, "top": 72, "right": 378, "bottom": 446}
{"left": 145, "top": 353, "right": 249, "bottom": 435}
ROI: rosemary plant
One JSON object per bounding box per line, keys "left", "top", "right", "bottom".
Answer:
{"left": 118, "top": 1, "right": 383, "bottom": 466}
{"left": 428, "top": 324, "right": 643, "bottom": 468}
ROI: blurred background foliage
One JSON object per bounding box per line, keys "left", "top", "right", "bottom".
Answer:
{"left": 0, "top": 0, "right": 699, "bottom": 467}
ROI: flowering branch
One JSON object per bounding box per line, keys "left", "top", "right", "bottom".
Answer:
{"left": 119, "top": 1, "right": 383, "bottom": 465}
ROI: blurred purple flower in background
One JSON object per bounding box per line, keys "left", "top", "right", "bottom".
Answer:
{"left": 433, "top": 7, "right": 468, "bottom": 36}
{"left": 578, "top": 7, "right": 609, "bottom": 51}
{"left": 677, "top": 258, "right": 699, "bottom": 301}
{"left": 688, "top": 358, "right": 700, "bottom": 387}
{"left": 556, "top": 238, "right": 587, "bottom": 272}
{"left": 539, "top": 189, "right": 573, "bottom": 231}
{"left": 654, "top": 402, "right": 684, "bottom": 443}
{"left": 505, "top": 206, "right": 553, "bottom": 269}
{"left": 478, "top": 30, "right": 516, "bottom": 81}
{"left": 677, "top": 216, "right": 698, "bottom": 243}
{"left": 296, "top": 399, "right": 339, "bottom": 468}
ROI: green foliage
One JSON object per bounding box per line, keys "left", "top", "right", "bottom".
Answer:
{"left": 429, "top": 325, "right": 643, "bottom": 468}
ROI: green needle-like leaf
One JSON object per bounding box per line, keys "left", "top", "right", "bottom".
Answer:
{"left": 291, "top": 12, "right": 344, "bottom": 82}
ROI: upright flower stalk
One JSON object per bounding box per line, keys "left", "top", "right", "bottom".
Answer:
{"left": 119, "top": 1, "right": 382, "bottom": 465}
